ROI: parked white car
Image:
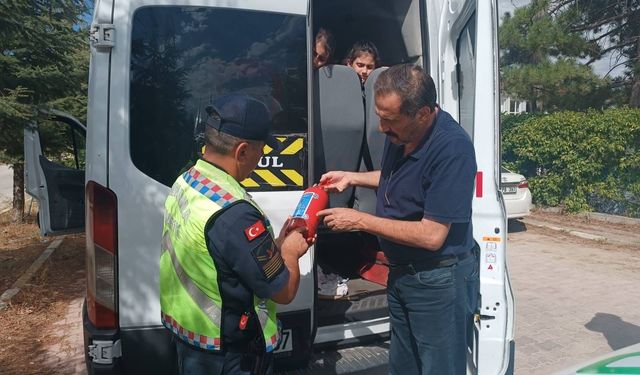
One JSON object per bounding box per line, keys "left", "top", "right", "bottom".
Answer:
{"left": 501, "top": 167, "right": 532, "bottom": 219}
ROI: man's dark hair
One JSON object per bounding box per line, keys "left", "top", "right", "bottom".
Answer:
{"left": 374, "top": 64, "right": 437, "bottom": 116}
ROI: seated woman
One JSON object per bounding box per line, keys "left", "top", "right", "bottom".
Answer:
{"left": 344, "top": 41, "right": 380, "bottom": 85}
{"left": 313, "top": 27, "right": 335, "bottom": 69}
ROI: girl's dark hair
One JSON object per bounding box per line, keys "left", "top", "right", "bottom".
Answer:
{"left": 345, "top": 41, "right": 380, "bottom": 67}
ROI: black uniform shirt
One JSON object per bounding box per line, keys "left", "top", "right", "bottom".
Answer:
{"left": 205, "top": 200, "right": 288, "bottom": 351}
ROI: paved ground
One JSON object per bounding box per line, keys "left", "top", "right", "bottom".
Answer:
{"left": 0, "top": 164, "right": 12, "bottom": 211}
{"left": 509, "top": 217, "right": 640, "bottom": 374}
{"left": 14, "top": 212, "right": 640, "bottom": 374}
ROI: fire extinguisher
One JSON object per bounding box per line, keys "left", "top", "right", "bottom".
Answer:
{"left": 286, "top": 185, "right": 328, "bottom": 243}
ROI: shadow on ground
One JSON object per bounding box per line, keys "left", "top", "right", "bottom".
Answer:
{"left": 508, "top": 219, "right": 527, "bottom": 233}
{"left": 585, "top": 313, "right": 640, "bottom": 350}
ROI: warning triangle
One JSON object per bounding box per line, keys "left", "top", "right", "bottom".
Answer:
{"left": 488, "top": 264, "right": 494, "bottom": 270}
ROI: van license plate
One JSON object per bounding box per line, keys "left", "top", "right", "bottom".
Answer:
{"left": 501, "top": 186, "right": 517, "bottom": 194}
{"left": 274, "top": 329, "right": 293, "bottom": 353}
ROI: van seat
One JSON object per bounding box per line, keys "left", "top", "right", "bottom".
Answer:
{"left": 353, "top": 67, "right": 388, "bottom": 214}
{"left": 313, "top": 64, "right": 365, "bottom": 208}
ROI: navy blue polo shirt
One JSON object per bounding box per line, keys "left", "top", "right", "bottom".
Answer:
{"left": 376, "top": 108, "right": 477, "bottom": 264}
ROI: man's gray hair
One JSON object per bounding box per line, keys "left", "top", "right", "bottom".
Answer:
{"left": 374, "top": 64, "right": 437, "bottom": 117}
{"left": 204, "top": 126, "right": 244, "bottom": 155}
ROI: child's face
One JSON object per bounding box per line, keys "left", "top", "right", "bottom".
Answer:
{"left": 348, "top": 53, "right": 376, "bottom": 83}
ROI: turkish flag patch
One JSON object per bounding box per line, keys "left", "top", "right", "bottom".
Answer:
{"left": 244, "top": 220, "right": 266, "bottom": 241}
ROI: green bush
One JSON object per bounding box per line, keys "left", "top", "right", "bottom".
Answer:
{"left": 501, "top": 108, "right": 640, "bottom": 217}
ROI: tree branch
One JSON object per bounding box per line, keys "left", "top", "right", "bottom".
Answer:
{"left": 570, "top": 11, "right": 631, "bottom": 33}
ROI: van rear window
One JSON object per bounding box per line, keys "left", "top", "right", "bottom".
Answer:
{"left": 130, "top": 7, "right": 307, "bottom": 188}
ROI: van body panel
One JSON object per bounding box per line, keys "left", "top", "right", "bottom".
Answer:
{"left": 472, "top": 2, "right": 515, "bottom": 374}
{"left": 106, "top": 0, "right": 310, "bottom": 328}
{"left": 314, "top": 318, "right": 390, "bottom": 344}
{"left": 86, "top": 0, "right": 114, "bottom": 189}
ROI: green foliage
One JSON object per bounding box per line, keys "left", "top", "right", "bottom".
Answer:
{"left": 502, "top": 108, "right": 640, "bottom": 216}
{"left": 0, "top": 0, "right": 89, "bottom": 165}
{"left": 499, "top": 0, "right": 615, "bottom": 111}
{"left": 559, "top": 0, "right": 640, "bottom": 107}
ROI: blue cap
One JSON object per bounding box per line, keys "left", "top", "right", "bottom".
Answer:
{"left": 205, "top": 94, "right": 280, "bottom": 150}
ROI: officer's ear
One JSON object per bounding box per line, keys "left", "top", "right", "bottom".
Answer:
{"left": 234, "top": 141, "right": 251, "bottom": 162}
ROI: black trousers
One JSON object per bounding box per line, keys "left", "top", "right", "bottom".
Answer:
{"left": 176, "top": 339, "right": 273, "bottom": 375}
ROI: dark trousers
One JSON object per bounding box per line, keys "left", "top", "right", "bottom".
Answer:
{"left": 387, "top": 250, "right": 480, "bottom": 375}
{"left": 176, "top": 339, "right": 273, "bottom": 375}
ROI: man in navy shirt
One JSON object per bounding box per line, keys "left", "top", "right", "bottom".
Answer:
{"left": 318, "top": 64, "right": 479, "bottom": 375}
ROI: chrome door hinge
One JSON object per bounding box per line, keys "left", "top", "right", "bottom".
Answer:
{"left": 90, "top": 23, "right": 115, "bottom": 50}
{"left": 88, "top": 339, "right": 122, "bottom": 364}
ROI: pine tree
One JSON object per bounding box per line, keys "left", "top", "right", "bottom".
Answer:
{"left": 0, "top": 0, "right": 88, "bottom": 221}
{"left": 558, "top": 0, "right": 640, "bottom": 107}
{"left": 499, "top": 0, "right": 613, "bottom": 111}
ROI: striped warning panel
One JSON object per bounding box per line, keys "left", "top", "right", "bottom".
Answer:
{"left": 241, "top": 134, "right": 307, "bottom": 191}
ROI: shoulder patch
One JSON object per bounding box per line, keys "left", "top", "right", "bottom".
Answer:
{"left": 244, "top": 220, "right": 266, "bottom": 241}
{"left": 252, "top": 238, "right": 284, "bottom": 280}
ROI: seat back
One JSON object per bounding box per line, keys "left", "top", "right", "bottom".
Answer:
{"left": 313, "top": 65, "right": 365, "bottom": 208}
{"left": 353, "top": 67, "right": 388, "bottom": 214}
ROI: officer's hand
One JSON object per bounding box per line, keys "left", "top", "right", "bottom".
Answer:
{"left": 280, "top": 230, "right": 310, "bottom": 259}
{"left": 319, "top": 171, "right": 352, "bottom": 193}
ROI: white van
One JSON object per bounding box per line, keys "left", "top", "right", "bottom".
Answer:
{"left": 24, "top": 0, "right": 515, "bottom": 373}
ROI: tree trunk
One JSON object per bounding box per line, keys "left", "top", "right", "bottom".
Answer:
{"left": 12, "top": 162, "right": 25, "bottom": 223}
{"left": 631, "top": 39, "right": 640, "bottom": 108}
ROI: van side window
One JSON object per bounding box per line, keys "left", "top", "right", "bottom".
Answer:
{"left": 38, "top": 119, "right": 86, "bottom": 170}
{"left": 456, "top": 14, "right": 476, "bottom": 139}
{"left": 129, "top": 7, "right": 307, "bottom": 187}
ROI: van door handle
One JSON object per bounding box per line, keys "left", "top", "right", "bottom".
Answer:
{"left": 475, "top": 314, "right": 496, "bottom": 322}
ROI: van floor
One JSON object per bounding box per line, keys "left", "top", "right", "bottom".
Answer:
{"left": 316, "top": 278, "right": 388, "bottom": 327}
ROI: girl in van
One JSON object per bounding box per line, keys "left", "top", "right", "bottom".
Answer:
{"left": 344, "top": 41, "right": 380, "bottom": 85}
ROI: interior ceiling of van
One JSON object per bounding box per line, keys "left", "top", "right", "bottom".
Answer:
{"left": 314, "top": 0, "right": 423, "bottom": 66}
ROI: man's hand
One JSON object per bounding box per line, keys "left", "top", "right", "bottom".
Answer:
{"left": 319, "top": 171, "right": 353, "bottom": 193}
{"left": 272, "top": 226, "right": 311, "bottom": 305}
{"left": 279, "top": 227, "right": 311, "bottom": 258}
{"left": 317, "top": 207, "right": 366, "bottom": 232}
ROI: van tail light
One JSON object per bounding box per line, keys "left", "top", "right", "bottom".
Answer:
{"left": 85, "top": 181, "right": 119, "bottom": 329}
{"left": 518, "top": 180, "right": 529, "bottom": 189}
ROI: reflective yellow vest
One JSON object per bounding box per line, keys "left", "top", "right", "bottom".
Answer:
{"left": 159, "top": 159, "right": 280, "bottom": 352}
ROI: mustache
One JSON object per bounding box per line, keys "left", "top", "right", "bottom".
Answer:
{"left": 384, "top": 131, "right": 397, "bottom": 138}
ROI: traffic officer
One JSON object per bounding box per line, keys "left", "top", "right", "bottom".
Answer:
{"left": 159, "top": 93, "right": 311, "bottom": 375}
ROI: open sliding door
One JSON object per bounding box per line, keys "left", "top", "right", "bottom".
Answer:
{"left": 425, "top": 1, "right": 515, "bottom": 374}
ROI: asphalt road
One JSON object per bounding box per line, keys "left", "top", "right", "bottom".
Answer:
{"left": 0, "top": 164, "right": 12, "bottom": 210}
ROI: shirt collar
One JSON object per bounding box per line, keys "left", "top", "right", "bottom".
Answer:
{"left": 407, "top": 106, "right": 441, "bottom": 160}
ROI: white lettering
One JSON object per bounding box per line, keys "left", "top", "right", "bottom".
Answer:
{"left": 258, "top": 156, "right": 284, "bottom": 168}
{"left": 271, "top": 156, "right": 284, "bottom": 167}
